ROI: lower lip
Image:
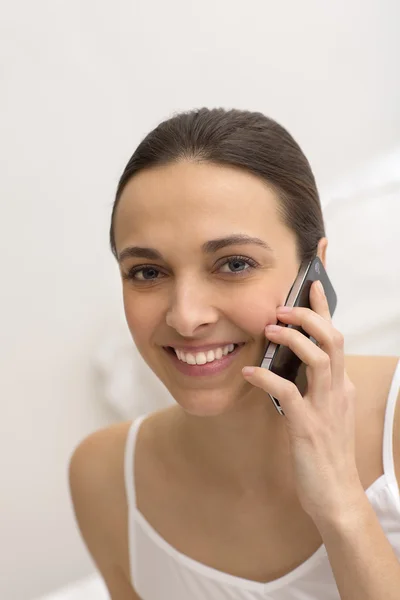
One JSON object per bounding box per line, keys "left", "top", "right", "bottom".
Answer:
{"left": 164, "top": 344, "right": 245, "bottom": 377}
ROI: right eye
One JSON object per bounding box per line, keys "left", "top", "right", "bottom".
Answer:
{"left": 123, "top": 265, "right": 165, "bottom": 282}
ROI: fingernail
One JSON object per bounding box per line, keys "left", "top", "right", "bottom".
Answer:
{"left": 265, "top": 324, "right": 280, "bottom": 332}
{"left": 277, "top": 306, "right": 292, "bottom": 313}
{"left": 242, "top": 367, "right": 255, "bottom": 376}
{"left": 316, "top": 280, "right": 324, "bottom": 294}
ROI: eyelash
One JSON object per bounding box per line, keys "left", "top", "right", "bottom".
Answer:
{"left": 123, "top": 255, "right": 259, "bottom": 283}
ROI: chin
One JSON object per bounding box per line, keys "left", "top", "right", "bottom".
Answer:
{"left": 167, "top": 385, "right": 250, "bottom": 417}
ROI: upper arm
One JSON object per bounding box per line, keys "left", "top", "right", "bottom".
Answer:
{"left": 68, "top": 427, "right": 141, "bottom": 600}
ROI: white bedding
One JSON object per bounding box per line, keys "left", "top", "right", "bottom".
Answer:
{"left": 34, "top": 574, "right": 108, "bottom": 600}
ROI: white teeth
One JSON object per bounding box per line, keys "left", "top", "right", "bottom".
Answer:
{"left": 186, "top": 353, "right": 197, "bottom": 365}
{"left": 195, "top": 352, "right": 207, "bottom": 365}
{"left": 174, "top": 343, "right": 238, "bottom": 365}
{"left": 206, "top": 350, "right": 214, "bottom": 362}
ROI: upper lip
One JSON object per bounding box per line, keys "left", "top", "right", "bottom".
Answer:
{"left": 165, "top": 342, "right": 245, "bottom": 353}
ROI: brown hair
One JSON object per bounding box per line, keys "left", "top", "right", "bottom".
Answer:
{"left": 110, "top": 107, "right": 325, "bottom": 262}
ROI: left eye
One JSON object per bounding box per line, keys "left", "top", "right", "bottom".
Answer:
{"left": 219, "top": 256, "right": 258, "bottom": 274}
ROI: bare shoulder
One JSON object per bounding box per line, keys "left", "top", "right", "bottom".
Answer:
{"left": 345, "top": 351, "right": 397, "bottom": 388}
{"left": 344, "top": 354, "right": 399, "bottom": 417}
{"left": 344, "top": 354, "right": 400, "bottom": 490}
{"left": 68, "top": 420, "right": 141, "bottom": 599}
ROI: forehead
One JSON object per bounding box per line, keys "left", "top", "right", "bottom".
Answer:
{"left": 114, "top": 161, "right": 293, "bottom": 252}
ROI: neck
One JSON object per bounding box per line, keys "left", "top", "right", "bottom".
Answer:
{"left": 172, "top": 387, "right": 295, "bottom": 498}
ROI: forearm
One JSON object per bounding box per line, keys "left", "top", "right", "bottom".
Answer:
{"left": 315, "top": 493, "right": 400, "bottom": 600}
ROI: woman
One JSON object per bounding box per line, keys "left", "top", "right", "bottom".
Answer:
{"left": 69, "top": 108, "right": 400, "bottom": 599}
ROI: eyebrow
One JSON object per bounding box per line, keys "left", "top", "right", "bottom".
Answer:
{"left": 117, "top": 234, "right": 274, "bottom": 263}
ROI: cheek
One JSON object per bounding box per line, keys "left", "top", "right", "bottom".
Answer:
{"left": 123, "top": 290, "right": 161, "bottom": 343}
{"left": 227, "top": 285, "right": 282, "bottom": 337}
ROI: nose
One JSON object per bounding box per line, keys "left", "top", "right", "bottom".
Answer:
{"left": 165, "top": 279, "right": 219, "bottom": 337}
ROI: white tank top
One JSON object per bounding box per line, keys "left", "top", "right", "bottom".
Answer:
{"left": 124, "top": 360, "right": 400, "bottom": 600}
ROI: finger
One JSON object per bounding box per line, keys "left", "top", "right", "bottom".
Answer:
{"left": 276, "top": 305, "right": 344, "bottom": 391}
{"left": 310, "top": 280, "right": 332, "bottom": 322}
{"left": 265, "top": 324, "right": 331, "bottom": 399}
{"left": 242, "top": 365, "right": 306, "bottom": 423}
{"left": 309, "top": 280, "right": 344, "bottom": 389}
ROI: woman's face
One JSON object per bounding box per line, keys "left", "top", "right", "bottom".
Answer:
{"left": 114, "top": 160, "right": 304, "bottom": 417}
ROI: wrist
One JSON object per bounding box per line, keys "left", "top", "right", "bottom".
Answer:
{"left": 311, "top": 488, "right": 370, "bottom": 534}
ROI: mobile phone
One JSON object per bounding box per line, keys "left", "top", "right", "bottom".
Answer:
{"left": 260, "top": 256, "right": 337, "bottom": 416}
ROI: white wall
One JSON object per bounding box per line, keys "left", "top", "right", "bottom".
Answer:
{"left": 1, "top": 1, "right": 399, "bottom": 598}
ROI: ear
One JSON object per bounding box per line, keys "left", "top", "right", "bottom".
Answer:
{"left": 316, "top": 237, "right": 328, "bottom": 269}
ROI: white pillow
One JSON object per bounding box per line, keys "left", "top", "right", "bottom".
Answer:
{"left": 321, "top": 146, "right": 400, "bottom": 355}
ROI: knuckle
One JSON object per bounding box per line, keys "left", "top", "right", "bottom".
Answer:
{"left": 345, "top": 379, "right": 356, "bottom": 396}
{"left": 332, "top": 330, "right": 344, "bottom": 348}
{"left": 285, "top": 381, "right": 299, "bottom": 399}
{"left": 317, "top": 352, "right": 331, "bottom": 369}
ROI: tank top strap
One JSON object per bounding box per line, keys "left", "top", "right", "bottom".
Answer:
{"left": 124, "top": 413, "right": 148, "bottom": 511}
{"left": 383, "top": 359, "right": 400, "bottom": 485}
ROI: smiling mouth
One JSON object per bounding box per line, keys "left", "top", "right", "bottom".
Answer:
{"left": 164, "top": 342, "right": 245, "bottom": 360}
{"left": 161, "top": 341, "right": 250, "bottom": 378}
{"left": 163, "top": 342, "right": 246, "bottom": 375}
